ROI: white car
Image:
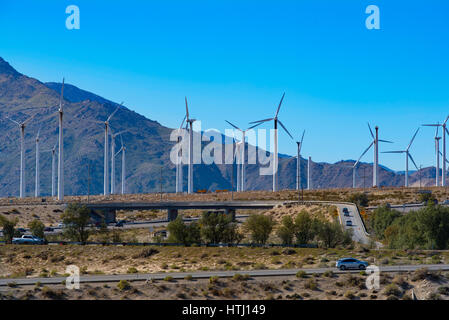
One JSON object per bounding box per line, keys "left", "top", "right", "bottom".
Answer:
{"left": 12, "top": 235, "right": 45, "bottom": 244}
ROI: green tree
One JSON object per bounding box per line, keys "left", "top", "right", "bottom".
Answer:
{"left": 28, "top": 220, "right": 45, "bottom": 239}
{"left": 294, "top": 210, "right": 315, "bottom": 244}
{"left": 348, "top": 193, "right": 370, "bottom": 207}
{"left": 316, "top": 220, "right": 353, "bottom": 248}
{"left": 245, "top": 214, "right": 275, "bottom": 244}
{"left": 0, "top": 216, "right": 18, "bottom": 244}
{"left": 167, "top": 217, "right": 201, "bottom": 245}
{"left": 370, "top": 205, "right": 401, "bottom": 239}
{"left": 277, "top": 216, "right": 296, "bottom": 245}
{"left": 61, "top": 203, "right": 91, "bottom": 243}
{"left": 199, "top": 212, "right": 242, "bottom": 244}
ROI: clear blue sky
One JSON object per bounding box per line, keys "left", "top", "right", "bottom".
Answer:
{"left": 1, "top": 0, "right": 449, "bottom": 171}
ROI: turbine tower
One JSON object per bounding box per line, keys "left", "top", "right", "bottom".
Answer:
{"left": 435, "top": 126, "right": 441, "bottom": 187}
{"left": 51, "top": 143, "right": 57, "bottom": 197}
{"left": 35, "top": 129, "right": 41, "bottom": 197}
{"left": 423, "top": 116, "right": 449, "bottom": 186}
{"left": 110, "top": 127, "right": 127, "bottom": 195}
{"left": 383, "top": 128, "right": 420, "bottom": 187}
{"left": 225, "top": 120, "right": 258, "bottom": 192}
{"left": 114, "top": 134, "right": 127, "bottom": 195}
{"left": 57, "top": 79, "right": 65, "bottom": 201}
{"left": 250, "top": 93, "right": 293, "bottom": 192}
{"left": 185, "top": 97, "right": 196, "bottom": 194}
{"left": 296, "top": 130, "right": 305, "bottom": 190}
{"left": 307, "top": 156, "right": 312, "bottom": 190}
{"left": 93, "top": 105, "right": 121, "bottom": 196}
{"left": 176, "top": 116, "right": 186, "bottom": 193}
{"left": 367, "top": 124, "right": 393, "bottom": 187}
{"left": 7, "top": 114, "right": 36, "bottom": 198}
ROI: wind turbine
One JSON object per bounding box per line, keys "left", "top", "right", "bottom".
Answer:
{"left": 250, "top": 93, "right": 293, "bottom": 191}
{"left": 296, "top": 130, "right": 305, "bottom": 190}
{"left": 225, "top": 120, "right": 258, "bottom": 192}
{"left": 49, "top": 142, "right": 57, "bottom": 198}
{"left": 185, "top": 97, "right": 196, "bottom": 194}
{"left": 34, "top": 129, "right": 41, "bottom": 197}
{"left": 109, "top": 127, "right": 128, "bottom": 195}
{"left": 423, "top": 116, "right": 449, "bottom": 186}
{"left": 114, "top": 134, "right": 127, "bottom": 195}
{"left": 7, "top": 114, "right": 36, "bottom": 198}
{"left": 57, "top": 78, "right": 65, "bottom": 201}
{"left": 176, "top": 116, "right": 186, "bottom": 193}
{"left": 367, "top": 124, "right": 393, "bottom": 187}
{"left": 94, "top": 105, "right": 121, "bottom": 196}
{"left": 382, "top": 128, "right": 420, "bottom": 187}
{"left": 435, "top": 126, "right": 441, "bottom": 186}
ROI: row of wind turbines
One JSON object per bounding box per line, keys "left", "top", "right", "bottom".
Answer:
{"left": 7, "top": 79, "right": 130, "bottom": 199}
{"left": 176, "top": 93, "right": 449, "bottom": 193}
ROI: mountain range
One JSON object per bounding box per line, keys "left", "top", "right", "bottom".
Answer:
{"left": 0, "top": 57, "right": 441, "bottom": 197}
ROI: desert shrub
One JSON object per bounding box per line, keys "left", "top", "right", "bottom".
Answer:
{"left": 323, "top": 270, "right": 334, "bottom": 278}
{"left": 209, "top": 276, "right": 219, "bottom": 284}
{"left": 127, "top": 267, "right": 138, "bottom": 274}
{"left": 61, "top": 203, "right": 91, "bottom": 243}
{"left": 167, "top": 217, "right": 201, "bottom": 245}
{"left": 384, "top": 284, "right": 401, "bottom": 297}
{"left": 344, "top": 290, "right": 355, "bottom": 300}
{"left": 28, "top": 220, "right": 45, "bottom": 239}
{"left": 232, "top": 273, "right": 249, "bottom": 281}
{"left": 164, "top": 276, "right": 175, "bottom": 282}
{"left": 117, "top": 280, "right": 131, "bottom": 291}
{"left": 296, "top": 270, "right": 307, "bottom": 278}
{"left": 438, "top": 286, "right": 449, "bottom": 295}
{"left": 41, "top": 286, "right": 65, "bottom": 299}
{"left": 0, "top": 216, "right": 18, "bottom": 244}
{"left": 412, "top": 268, "right": 429, "bottom": 281}
{"left": 184, "top": 275, "right": 193, "bottom": 281}
{"left": 304, "top": 278, "right": 318, "bottom": 290}
{"left": 277, "top": 216, "right": 296, "bottom": 245}
{"left": 348, "top": 193, "right": 369, "bottom": 207}
{"left": 132, "top": 248, "right": 159, "bottom": 259}
{"left": 199, "top": 212, "right": 243, "bottom": 244}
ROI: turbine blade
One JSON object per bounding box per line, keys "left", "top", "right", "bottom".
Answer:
{"left": 113, "top": 129, "right": 128, "bottom": 137}
{"left": 107, "top": 106, "right": 120, "bottom": 122}
{"left": 379, "top": 139, "right": 393, "bottom": 143}
{"left": 249, "top": 118, "right": 273, "bottom": 124}
{"left": 278, "top": 119, "right": 293, "bottom": 140}
{"left": 6, "top": 116, "right": 20, "bottom": 126}
{"left": 408, "top": 153, "right": 419, "bottom": 171}
{"left": 445, "top": 127, "right": 449, "bottom": 136}
{"left": 444, "top": 115, "right": 449, "bottom": 125}
{"left": 275, "top": 92, "right": 285, "bottom": 118}
{"left": 357, "top": 141, "right": 374, "bottom": 163}
{"left": 299, "top": 130, "right": 305, "bottom": 153}
{"left": 382, "top": 151, "right": 404, "bottom": 154}
{"left": 23, "top": 112, "right": 37, "bottom": 125}
{"left": 422, "top": 124, "right": 439, "bottom": 127}
{"left": 406, "top": 128, "right": 420, "bottom": 151}
{"left": 225, "top": 120, "right": 242, "bottom": 131}
{"left": 185, "top": 97, "right": 189, "bottom": 120}
{"left": 180, "top": 115, "right": 186, "bottom": 129}
{"left": 248, "top": 122, "right": 265, "bottom": 130}
{"left": 367, "top": 123, "right": 374, "bottom": 139}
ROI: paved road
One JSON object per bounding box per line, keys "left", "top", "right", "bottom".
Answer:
{"left": 334, "top": 203, "right": 370, "bottom": 245}
{"left": 1, "top": 264, "right": 448, "bottom": 287}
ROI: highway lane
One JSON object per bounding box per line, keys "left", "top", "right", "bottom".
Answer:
{"left": 1, "top": 264, "right": 448, "bottom": 287}
{"left": 334, "top": 203, "right": 370, "bottom": 245}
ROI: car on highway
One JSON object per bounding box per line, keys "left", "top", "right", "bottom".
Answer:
{"left": 336, "top": 258, "right": 368, "bottom": 270}
{"left": 12, "top": 235, "right": 46, "bottom": 245}
{"left": 346, "top": 220, "right": 352, "bottom": 226}
{"left": 115, "top": 220, "right": 127, "bottom": 227}
{"left": 16, "top": 228, "right": 27, "bottom": 233}
{"left": 44, "top": 227, "right": 54, "bottom": 232}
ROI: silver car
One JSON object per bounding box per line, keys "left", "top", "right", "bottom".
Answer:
{"left": 336, "top": 258, "right": 368, "bottom": 270}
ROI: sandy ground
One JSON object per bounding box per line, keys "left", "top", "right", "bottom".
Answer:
{"left": 1, "top": 270, "right": 448, "bottom": 300}
{"left": 1, "top": 186, "right": 449, "bottom": 207}
{"left": 1, "top": 244, "right": 448, "bottom": 279}
{"left": 0, "top": 205, "right": 65, "bottom": 228}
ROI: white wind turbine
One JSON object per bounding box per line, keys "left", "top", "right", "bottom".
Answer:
{"left": 176, "top": 115, "right": 186, "bottom": 193}
{"left": 91, "top": 105, "right": 121, "bottom": 196}
{"left": 250, "top": 93, "right": 294, "bottom": 191}
{"left": 114, "top": 134, "right": 127, "bottom": 195}
{"left": 382, "top": 128, "right": 420, "bottom": 187}
{"left": 45, "top": 142, "right": 57, "bottom": 198}
{"left": 185, "top": 97, "right": 196, "bottom": 194}
{"left": 57, "top": 79, "right": 65, "bottom": 201}
{"left": 7, "top": 114, "right": 36, "bottom": 198}
{"left": 423, "top": 116, "right": 449, "bottom": 186}
{"left": 296, "top": 130, "right": 305, "bottom": 190}
{"left": 435, "top": 126, "right": 442, "bottom": 187}
{"left": 225, "top": 120, "right": 258, "bottom": 192}
{"left": 367, "top": 123, "right": 393, "bottom": 187}
{"left": 34, "top": 129, "right": 41, "bottom": 197}
{"left": 109, "top": 127, "right": 128, "bottom": 195}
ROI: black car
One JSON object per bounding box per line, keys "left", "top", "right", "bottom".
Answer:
{"left": 17, "top": 228, "right": 27, "bottom": 233}
{"left": 115, "top": 220, "right": 126, "bottom": 227}
{"left": 44, "top": 227, "right": 54, "bottom": 232}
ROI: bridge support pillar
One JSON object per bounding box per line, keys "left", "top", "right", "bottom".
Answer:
{"left": 225, "top": 208, "right": 236, "bottom": 221}
{"left": 167, "top": 208, "right": 178, "bottom": 222}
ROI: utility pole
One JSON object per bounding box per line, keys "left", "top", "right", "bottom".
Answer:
{"left": 87, "top": 163, "right": 91, "bottom": 203}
